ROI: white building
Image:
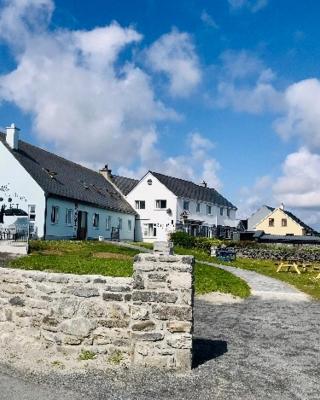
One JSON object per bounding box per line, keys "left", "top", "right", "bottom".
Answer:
{"left": 0, "top": 124, "right": 136, "bottom": 241}
{"left": 108, "top": 170, "right": 237, "bottom": 242}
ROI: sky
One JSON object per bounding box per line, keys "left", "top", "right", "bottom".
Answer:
{"left": 0, "top": 0, "right": 320, "bottom": 227}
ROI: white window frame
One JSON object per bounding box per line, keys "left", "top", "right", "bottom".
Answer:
{"left": 128, "top": 219, "right": 132, "bottom": 231}
{"left": 227, "top": 208, "right": 230, "bottom": 218}
{"left": 118, "top": 217, "right": 123, "bottom": 230}
{"left": 206, "top": 205, "right": 212, "bottom": 215}
{"left": 135, "top": 200, "right": 146, "bottom": 210}
{"left": 106, "top": 215, "right": 111, "bottom": 230}
{"left": 65, "top": 208, "right": 73, "bottom": 226}
{"left": 183, "top": 200, "right": 190, "bottom": 211}
{"left": 220, "top": 207, "right": 224, "bottom": 216}
{"left": 93, "top": 213, "right": 100, "bottom": 228}
{"left": 155, "top": 199, "right": 167, "bottom": 209}
{"left": 196, "top": 203, "right": 201, "bottom": 213}
{"left": 51, "top": 206, "right": 59, "bottom": 224}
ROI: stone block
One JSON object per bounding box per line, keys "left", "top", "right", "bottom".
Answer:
{"left": 132, "top": 291, "right": 177, "bottom": 304}
{"left": 98, "top": 319, "right": 129, "bottom": 329}
{"left": 102, "top": 292, "right": 123, "bottom": 302}
{"left": 152, "top": 305, "right": 192, "bottom": 321}
{"left": 131, "top": 305, "right": 150, "bottom": 320}
{"left": 73, "top": 286, "right": 100, "bottom": 297}
{"left": 167, "top": 321, "right": 192, "bottom": 333}
{"left": 131, "top": 320, "right": 155, "bottom": 331}
{"left": 175, "top": 349, "right": 192, "bottom": 370}
{"left": 60, "top": 318, "right": 96, "bottom": 338}
{"left": 167, "top": 334, "right": 192, "bottom": 349}
{"left": 132, "top": 331, "right": 164, "bottom": 342}
{"left": 9, "top": 296, "right": 25, "bottom": 307}
{"left": 168, "top": 272, "right": 192, "bottom": 290}
{"left": 3, "top": 284, "right": 25, "bottom": 294}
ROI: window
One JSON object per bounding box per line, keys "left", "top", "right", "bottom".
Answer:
{"left": 147, "top": 179, "right": 152, "bottom": 185}
{"left": 106, "top": 215, "right": 111, "bottom": 230}
{"left": 28, "top": 204, "right": 36, "bottom": 221}
{"left": 183, "top": 200, "right": 189, "bottom": 211}
{"left": 128, "top": 220, "right": 132, "bottom": 231}
{"left": 155, "top": 199, "right": 167, "bottom": 209}
{"left": 143, "top": 223, "right": 157, "bottom": 237}
{"left": 135, "top": 200, "right": 145, "bottom": 209}
{"left": 196, "top": 203, "right": 201, "bottom": 213}
{"left": 220, "top": 207, "right": 224, "bottom": 216}
{"left": 206, "top": 205, "right": 212, "bottom": 215}
{"left": 65, "top": 209, "right": 73, "bottom": 225}
{"left": 51, "top": 206, "right": 59, "bottom": 224}
{"left": 227, "top": 209, "right": 230, "bottom": 218}
{"left": 118, "top": 217, "right": 122, "bottom": 230}
{"left": 269, "top": 218, "right": 275, "bottom": 227}
{"left": 93, "top": 213, "right": 100, "bottom": 228}
{"left": 281, "top": 218, "right": 287, "bottom": 227}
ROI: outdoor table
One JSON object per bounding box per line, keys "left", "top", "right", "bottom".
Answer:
{"left": 276, "top": 261, "right": 315, "bottom": 275}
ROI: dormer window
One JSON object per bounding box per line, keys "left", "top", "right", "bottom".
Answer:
{"left": 183, "top": 200, "right": 189, "bottom": 211}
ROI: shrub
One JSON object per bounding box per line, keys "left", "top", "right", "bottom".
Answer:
{"left": 170, "top": 232, "right": 196, "bottom": 248}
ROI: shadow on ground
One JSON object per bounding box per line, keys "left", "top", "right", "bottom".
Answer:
{"left": 192, "top": 338, "right": 228, "bottom": 368}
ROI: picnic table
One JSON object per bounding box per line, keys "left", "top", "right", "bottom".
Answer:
{"left": 276, "top": 260, "right": 316, "bottom": 275}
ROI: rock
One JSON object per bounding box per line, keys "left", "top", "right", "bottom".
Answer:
{"left": 132, "top": 332, "right": 164, "bottom": 342}
{"left": 131, "top": 321, "right": 155, "bottom": 331}
{"left": 167, "top": 334, "right": 192, "bottom": 349}
{"left": 167, "top": 321, "right": 192, "bottom": 333}
{"left": 9, "top": 296, "right": 25, "bottom": 307}
{"left": 3, "top": 284, "right": 25, "bottom": 294}
{"left": 60, "top": 318, "right": 96, "bottom": 338}
{"left": 152, "top": 305, "right": 192, "bottom": 321}
{"left": 73, "top": 286, "right": 99, "bottom": 298}
{"left": 132, "top": 291, "right": 177, "bottom": 304}
{"left": 102, "top": 292, "right": 123, "bottom": 302}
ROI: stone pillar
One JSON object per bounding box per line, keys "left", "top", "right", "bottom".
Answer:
{"left": 130, "top": 248, "right": 194, "bottom": 370}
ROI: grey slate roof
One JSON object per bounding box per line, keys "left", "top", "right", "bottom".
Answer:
{"left": 111, "top": 175, "right": 139, "bottom": 196}
{"left": 0, "top": 133, "right": 136, "bottom": 215}
{"left": 282, "top": 210, "right": 317, "bottom": 235}
{"left": 151, "top": 171, "right": 237, "bottom": 209}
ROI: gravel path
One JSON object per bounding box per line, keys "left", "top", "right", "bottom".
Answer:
{"left": 200, "top": 261, "right": 311, "bottom": 301}
{"left": 1, "top": 295, "right": 319, "bottom": 400}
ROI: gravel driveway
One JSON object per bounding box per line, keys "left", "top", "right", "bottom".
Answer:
{"left": 1, "top": 295, "right": 319, "bottom": 400}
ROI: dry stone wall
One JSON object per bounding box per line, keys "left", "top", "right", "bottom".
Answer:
{"left": 0, "top": 250, "right": 194, "bottom": 371}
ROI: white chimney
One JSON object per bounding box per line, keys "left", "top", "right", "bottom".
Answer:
{"left": 280, "top": 202, "right": 285, "bottom": 210}
{"left": 6, "top": 123, "right": 20, "bottom": 150}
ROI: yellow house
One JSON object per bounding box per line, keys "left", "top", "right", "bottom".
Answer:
{"left": 255, "top": 206, "right": 316, "bottom": 236}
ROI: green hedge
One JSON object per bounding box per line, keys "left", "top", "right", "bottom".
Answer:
{"left": 170, "top": 232, "right": 222, "bottom": 252}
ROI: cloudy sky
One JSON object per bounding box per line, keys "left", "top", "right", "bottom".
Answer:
{"left": 0, "top": 0, "right": 320, "bottom": 227}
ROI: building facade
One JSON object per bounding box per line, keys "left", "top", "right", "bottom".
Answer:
{"left": 110, "top": 170, "right": 237, "bottom": 242}
{"left": 0, "top": 125, "right": 136, "bottom": 241}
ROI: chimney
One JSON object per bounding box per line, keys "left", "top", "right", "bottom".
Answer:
{"left": 280, "top": 202, "right": 285, "bottom": 210}
{"left": 99, "top": 164, "right": 113, "bottom": 180}
{"left": 201, "top": 180, "right": 207, "bottom": 188}
{"left": 6, "top": 123, "right": 20, "bottom": 150}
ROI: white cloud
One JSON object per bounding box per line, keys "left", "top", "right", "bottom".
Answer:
{"left": 146, "top": 29, "right": 202, "bottom": 97}
{"left": 118, "top": 132, "right": 221, "bottom": 190}
{"left": 274, "top": 78, "right": 320, "bottom": 150}
{"left": 0, "top": 1, "right": 180, "bottom": 170}
{"left": 273, "top": 148, "right": 320, "bottom": 209}
{"left": 215, "top": 50, "right": 283, "bottom": 114}
{"left": 228, "top": 0, "right": 268, "bottom": 13}
{"left": 200, "top": 10, "right": 219, "bottom": 29}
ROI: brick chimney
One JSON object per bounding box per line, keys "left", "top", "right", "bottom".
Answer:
{"left": 6, "top": 123, "right": 20, "bottom": 150}
{"left": 99, "top": 164, "right": 113, "bottom": 180}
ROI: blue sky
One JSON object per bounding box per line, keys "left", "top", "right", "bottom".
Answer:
{"left": 1, "top": 0, "right": 320, "bottom": 227}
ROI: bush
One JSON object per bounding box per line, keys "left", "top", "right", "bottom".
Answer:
{"left": 170, "top": 232, "right": 222, "bottom": 252}
{"left": 170, "top": 232, "right": 195, "bottom": 248}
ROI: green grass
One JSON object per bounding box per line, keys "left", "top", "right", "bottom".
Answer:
{"left": 10, "top": 240, "right": 138, "bottom": 277}
{"left": 194, "top": 262, "right": 250, "bottom": 297}
{"left": 128, "top": 241, "right": 153, "bottom": 250}
{"left": 174, "top": 246, "right": 320, "bottom": 300}
{"left": 8, "top": 240, "right": 250, "bottom": 297}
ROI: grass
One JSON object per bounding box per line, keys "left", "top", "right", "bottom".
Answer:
{"left": 10, "top": 240, "right": 138, "bottom": 277}
{"left": 174, "top": 246, "right": 320, "bottom": 300}
{"left": 8, "top": 240, "right": 250, "bottom": 297}
{"left": 79, "top": 350, "right": 96, "bottom": 361}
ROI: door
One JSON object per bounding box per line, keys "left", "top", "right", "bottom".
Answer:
{"left": 77, "top": 211, "right": 88, "bottom": 240}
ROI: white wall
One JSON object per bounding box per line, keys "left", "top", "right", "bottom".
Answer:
{"left": 126, "top": 172, "right": 177, "bottom": 242}
{"left": 0, "top": 142, "right": 46, "bottom": 238}
{"left": 176, "top": 198, "right": 237, "bottom": 228}
{"left": 46, "top": 197, "right": 135, "bottom": 241}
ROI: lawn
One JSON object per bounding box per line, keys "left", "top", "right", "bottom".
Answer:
{"left": 174, "top": 246, "right": 320, "bottom": 300}
{"left": 8, "top": 240, "right": 250, "bottom": 297}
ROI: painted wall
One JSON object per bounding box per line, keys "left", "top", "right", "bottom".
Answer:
{"left": 255, "top": 208, "right": 304, "bottom": 236}
{"left": 126, "top": 172, "right": 177, "bottom": 242}
{"left": 46, "top": 197, "right": 135, "bottom": 241}
{"left": 0, "top": 141, "right": 46, "bottom": 238}
{"left": 247, "top": 206, "right": 273, "bottom": 231}
{"left": 176, "top": 198, "right": 237, "bottom": 228}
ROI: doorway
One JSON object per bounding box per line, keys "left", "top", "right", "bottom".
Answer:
{"left": 77, "top": 211, "right": 88, "bottom": 240}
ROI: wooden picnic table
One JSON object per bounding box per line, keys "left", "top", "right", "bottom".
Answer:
{"left": 276, "top": 261, "right": 315, "bottom": 275}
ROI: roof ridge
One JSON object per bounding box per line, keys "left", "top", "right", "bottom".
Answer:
{"left": 151, "top": 170, "right": 217, "bottom": 191}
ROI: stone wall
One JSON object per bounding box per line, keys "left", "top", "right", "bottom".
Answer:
{"left": 234, "top": 246, "right": 320, "bottom": 262}
{"left": 0, "top": 251, "right": 194, "bottom": 371}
